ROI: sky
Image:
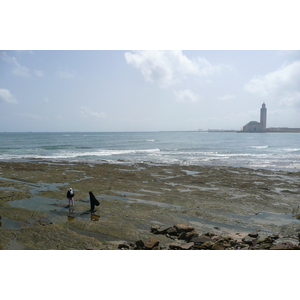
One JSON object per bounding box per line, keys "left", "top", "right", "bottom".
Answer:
{"left": 1, "top": 50, "right": 300, "bottom": 132}
{"left": 1, "top": 1, "right": 300, "bottom": 132}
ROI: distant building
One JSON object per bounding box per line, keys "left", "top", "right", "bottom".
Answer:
{"left": 260, "top": 103, "right": 267, "bottom": 130}
{"left": 242, "top": 103, "right": 300, "bottom": 133}
{"left": 243, "top": 103, "right": 267, "bottom": 132}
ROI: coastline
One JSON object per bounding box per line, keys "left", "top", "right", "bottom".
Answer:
{"left": 1, "top": 160, "right": 300, "bottom": 249}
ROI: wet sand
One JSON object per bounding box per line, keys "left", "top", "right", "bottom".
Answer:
{"left": 1, "top": 160, "right": 300, "bottom": 249}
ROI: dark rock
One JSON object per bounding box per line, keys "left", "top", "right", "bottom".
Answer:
{"left": 216, "top": 236, "right": 232, "bottom": 243}
{"left": 169, "top": 243, "right": 182, "bottom": 250}
{"left": 252, "top": 243, "right": 273, "bottom": 250}
{"left": 167, "top": 234, "right": 178, "bottom": 240}
{"left": 174, "top": 223, "right": 194, "bottom": 233}
{"left": 248, "top": 232, "right": 259, "bottom": 238}
{"left": 270, "top": 234, "right": 279, "bottom": 240}
{"left": 157, "top": 225, "right": 173, "bottom": 234}
{"left": 185, "top": 230, "right": 199, "bottom": 241}
{"left": 178, "top": 230, "right": 198, "bottom": 241}
{"left": 212, "top": 243, "right": 225, "bottom": 250}
{"left": 135, "top": 240, "right": 145, "bottom": 249}
{"left": 242, "top": 236, "right": 257, "bottom": 246}
{"left": 144, "top": 238, "right": 159, "bottom": 249}
{"left": 200, "top": 241, "right": 215, "bottom": 250}
{"left": 178, "top": 242, "right": 194, "bottom": 250}
{"left": 270, "top": 243, "right": 288, "bottom": 250}
{"left": 204, "top": 232, "right": 216, "bottom": 237}
{"left": 150, "top": 225, "right": 160, "bottom": 233}
{"left": 178, "top": 232, "right": 187, "bottom": 240}
{"left": 118, "top": 243, "right": 130, "bottom": 250}
{"left": 191, "top": 235, "right": 214, "bottom": 245}
{"left": 167, "top": 227, "right": 178, "bottom": 236}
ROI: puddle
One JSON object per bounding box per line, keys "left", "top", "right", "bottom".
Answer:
{"left": 100, "top": 193, "right": 185, "bottom": 209}
{"left": 183, "top": 170, "right": 200, "bottom": 176}
{"left": 0, "top": 215, "right": 23, "bottom": 229}
{"left": 8, "top": 196, "right": 95, "bottom": 224}
{"left": 9, "top": 195, "right": 66, "bottom": 212}
{"left": 248, "top": 211, "right": 300, "bottom": 226}
{"left": 218, "top": 210, "right": 300, "bottom": 227}
{"left": 0, "top": 186, "right": 20, "bottom": 191}
{"left": 184, "top": 211, "right": 300, "bottom": 235}
{"left": 113, "top": 190, "right": 146, "bottom": 197}
{"left": 139, "top": 189, "right": 162, "bottom": 195}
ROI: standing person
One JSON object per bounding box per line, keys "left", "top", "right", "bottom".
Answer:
{"left": 67, "top": 188, "right": 75, "bottom": 207}
{"left": 89, "top": 191, "right": 100, "bottom": 212}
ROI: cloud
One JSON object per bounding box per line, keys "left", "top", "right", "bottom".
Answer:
{"left": 218, "top": 94, "right": 237, "bottom": 101}
{"left": 1, "top": 52, "right": 45, "bottom": 78}
{"left": 80, "top": 106, "right": 106, "bottom": 118}
{"left": 34, "top": 69, "right": 44, "bottom": 77}
{"left": 1, "top": 51, "right": 30, "bottom": 77}
{"left": 0, "top": 89, "right": 18, "bottom": 104}
{"left": 244, "top": 60, "right": 300, "bottom": 108}
{"left": 124, "top": 50, "right": 224, "bottom": 88}
{"left": 57, "top": 69, "right": 76, "bottom": 78}
{"left": 174, "top": 89, "right": 198, "bottom": 103}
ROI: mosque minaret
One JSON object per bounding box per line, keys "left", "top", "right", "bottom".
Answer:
{"left": 241, "top": 103, "right": 300, "bottom": 132}
{"left": 260, "top": 103, "right": 267, "bottom": 130}
{"left": 243, "top": 103, "right": 267, "bottom": 132}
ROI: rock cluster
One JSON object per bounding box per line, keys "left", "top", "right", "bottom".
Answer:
{"left": 118, "top": 223, "right": 300, "bottom": 250}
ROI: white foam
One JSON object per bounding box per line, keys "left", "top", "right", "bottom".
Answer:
{"left": 248, "top": 146, "right": 268, "bottom": 149}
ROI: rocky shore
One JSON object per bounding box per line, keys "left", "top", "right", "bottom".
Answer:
{"left": 118, "top": 223, "right": 300, "bottom": 250}
{"left": 1, "top": 161, "right": 300, "bottom": 250}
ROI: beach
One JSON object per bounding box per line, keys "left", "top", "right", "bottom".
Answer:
{"left": 1, "top": 160, "right": 300, "bottom": 250}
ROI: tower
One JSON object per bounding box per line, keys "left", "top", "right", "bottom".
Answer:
{"left": 260, "top": 103, "right": 267, "bottom": 130}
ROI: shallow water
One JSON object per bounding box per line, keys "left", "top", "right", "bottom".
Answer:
{"left": 100, "top": 192, "right": 185, "bottom": 209}
{"left": 185, "top": 211, "right": 300, "bottom": 235}
{"left": 0, "top": 215, "right": 23, "bottom": 229}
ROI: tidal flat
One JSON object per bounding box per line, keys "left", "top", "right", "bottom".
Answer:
{"left": 0, "top": 161, "right": 300, "bottom": 250}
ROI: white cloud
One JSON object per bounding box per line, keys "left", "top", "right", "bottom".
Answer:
{"left": 244, "top": 60, "right": 300, "bottom": 108}
{"left": 0, "top": 88, "right": 17, "bottom": 104}
{"left": 57, "top": 69, "right": 76, "bottom": 78}
{"left": 279, "top": 92, "right": 300, "bottom": 108}
{"left": 34, "top": 69, "right": 44, "bottom": 77}
{"left": 218, "top": 94, "right": 237, "bottom": 101}
{"left": 1, "top": 51, "right": 30, "bottom": 77}
{"left": 80, "top": 106, "right": 106, "bottom": 118}
{"left": 124, "top": 50, "right": 224, "bottom": 88}
{"left": 174, "top": 89, "right": 198, "bottom": 103}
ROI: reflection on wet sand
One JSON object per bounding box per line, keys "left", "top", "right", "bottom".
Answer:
{"left": 91, "top": 214, "right": 100, "bottom": 221}
{"left": 68, "top": 207, "right": 75, "bottom": 221}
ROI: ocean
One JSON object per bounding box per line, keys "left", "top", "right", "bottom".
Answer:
{"left": 0, "top": 131, "right": 300, "bottom": 170}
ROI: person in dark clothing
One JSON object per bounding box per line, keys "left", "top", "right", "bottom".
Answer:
{"left": 67, "top": 188, "right": 75, "bottom": 207}
{"left": 89, "top": 191, "right": 100, "bottom": 212}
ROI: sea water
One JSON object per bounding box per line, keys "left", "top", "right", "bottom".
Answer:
{"left": 0, "top": 131, "right": 300, "bottom": 170}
